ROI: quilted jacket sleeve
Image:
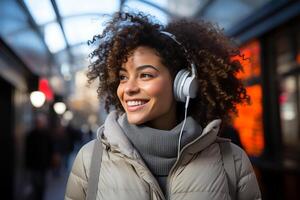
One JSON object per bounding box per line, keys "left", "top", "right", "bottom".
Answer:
{"left": 231, "top": 143, "right": 262, "bottom": 200}
{"left": 65, "top": 141, "right": 95, "bottom": 200}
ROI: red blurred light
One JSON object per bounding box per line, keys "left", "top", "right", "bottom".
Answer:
{"left": 39, "top": 78, "right": 53, "bottom": 101}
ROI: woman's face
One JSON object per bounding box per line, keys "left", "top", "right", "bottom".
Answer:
{"left": 117, "top": 46, "right": 177, "bottom": 130}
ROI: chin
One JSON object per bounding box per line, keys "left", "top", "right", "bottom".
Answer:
{"left": 126, "top": 113, "right": 149, "bottom": 125}
{"left": 127, "top": 117, "right": 145, "bottom": 125}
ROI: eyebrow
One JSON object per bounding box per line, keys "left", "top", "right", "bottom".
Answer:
{"left": 119, "top": 65, "right": 159, "bottom": 72}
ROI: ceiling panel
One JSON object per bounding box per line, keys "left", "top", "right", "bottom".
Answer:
{"left": 71, "top": 44, "right": 93, "bottom": 60}
{"left": 168, "top": 0, "right": 208, "bottom": 18}
{"left": 56, "top": 0, "right": 120, "bottom": 17}
{"left": 146, "top": 0, "right": 169, "bottom": 9}
{"left": 123, "top": 0, "right": 169, "bottom": 24}
{"left": 44, "top": 22, "right": 67, "bottom": 53}
{"left": 202, "top": 0, "right": 271, "bottom": 30}
{"left": 7, "top": 29, "right": 50, "bottom": 75}
{"left": 0, "top": 0, "right": 51, "bottom": 76}
{"left": 0, "top": 0, "right": 29, "bottom": 36}
{"left": 63, "top": 15, "right": 109, "bottom": 46}
{"left": 24, "top": 0, "right": 56, "bottom": 25}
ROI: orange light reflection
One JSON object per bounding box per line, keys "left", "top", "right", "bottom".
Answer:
{"left": 233, "top": 85, "right": 264, "bottom": 156}
{"left": 232, "top": 40, "right": 264, "bottom": 157}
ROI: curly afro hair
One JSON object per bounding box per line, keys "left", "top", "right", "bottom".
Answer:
{"left": 87, "top": 12, "right": 249, "bottom": 127}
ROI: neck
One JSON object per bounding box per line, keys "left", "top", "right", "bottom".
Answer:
{"left": 145, "top": 104, "right": 177, "bottom": 130}
{"left": 145, "top": 120, "right": 176, "bottom": 130}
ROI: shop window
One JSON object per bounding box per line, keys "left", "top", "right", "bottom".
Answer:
{"left": 235, "top": 40, "right": 261, "bottom": 80}
{"left": 279, "top": 76, "right": 299, "bottom": 148}
{"left": 297, "top": 24, "right": 300, "bottom": 64}
{"left": 232, "top": 40, "right": 264, "bottom": 156}
{"left": 276, "top": 20, "right": 300, "bottom": 151}
{"left": 233, "top": 85, "right": 264, "bottom": 156}
{"left": 276, "top": 25, "right": 300, "bottom": 75}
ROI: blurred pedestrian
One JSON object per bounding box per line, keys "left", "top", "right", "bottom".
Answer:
{"left": 25, "top": 113, "right": 53, "bottom": 200}
{"left": 65, "top": 123, "right": 83, "bottom": 152}
{"left": 51, "top": 122, "right": 70, "bottom": 176}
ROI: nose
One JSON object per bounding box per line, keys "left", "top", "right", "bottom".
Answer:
{"left": 124, "top": 78, "right": 140, "bottom": 95}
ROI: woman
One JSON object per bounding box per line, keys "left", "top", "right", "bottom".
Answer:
{"left": 65, "top": 12, "right": 261, "bottom": 200}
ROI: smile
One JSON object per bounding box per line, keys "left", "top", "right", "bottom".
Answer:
{"left": 126, "top": 100, "right": 149, "bottom": 111}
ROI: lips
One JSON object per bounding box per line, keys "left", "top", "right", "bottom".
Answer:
{"left": 125, "top": 99, "right": 149, "bottom": 112}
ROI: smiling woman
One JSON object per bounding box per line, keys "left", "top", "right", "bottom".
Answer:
{"left": 117, "top": 46, "right": 176, "bottom": 129}
{"left": 65, "top": 12, "right": 261, "bottom": 200}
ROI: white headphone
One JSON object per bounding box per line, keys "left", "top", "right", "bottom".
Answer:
{"left": 160, "top": 31, "right": 199, "bottom": 158}
{"left": 160, "top": 31, "right": 198, "bottom": 103}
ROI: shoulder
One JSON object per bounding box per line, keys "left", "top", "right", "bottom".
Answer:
{"left": 229, "top": 143, "right": 253, "bottom": 173}
{"left": 80, "top": 139, "right": 97, "bottom": 156}
{"left": 226, "top": 142, "right": 253, "bottom": 177}
{"left": 70, "top": 140, "right": 97, "bottom": 179}
{"left": 229, "top": 142, "right": 246, "bottom": 160}
{"left": 229, "top": 143, "right": 261, "bottom": 199}
{"left": 217, "top": 139, "right": 256, "bottom": 184}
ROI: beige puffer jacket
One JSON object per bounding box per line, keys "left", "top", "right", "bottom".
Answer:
{"left": 65, "top": 111, "right": 261, "bottom": 200}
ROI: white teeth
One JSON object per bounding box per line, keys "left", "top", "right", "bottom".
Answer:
{"left": 127, "top": 101, "right": 146, "bottom": 106}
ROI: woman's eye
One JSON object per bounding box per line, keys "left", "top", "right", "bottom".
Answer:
{"left": 140, "top": 73, "right": 154, "bottom": 79}
{"left": 119, "top": 75, "right": 128, "bottom": 81}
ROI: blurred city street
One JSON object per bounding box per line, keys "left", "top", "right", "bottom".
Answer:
{"left": 44, "top": 152, "right": 76, "bottom": 200}
{"left": 1, "top": 0, "right": 300, "bottom": 199}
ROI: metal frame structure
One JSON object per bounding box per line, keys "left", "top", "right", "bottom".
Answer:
{"left": 16, "top": 0, "right": 53, "bottom": 64}
{"left": 14, "top": 0, "right": 215, "bottom": 74}
{"left": 9, "top": 0, "right": 273, "bottom": 77}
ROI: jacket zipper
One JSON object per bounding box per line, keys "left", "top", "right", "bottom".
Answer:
{"left": 165, "top": 123, "right": 222, "bottom": 199}
{"left": 165, "top": 149, "right": 187, "bottom": 199}
{"left": 165, "top": 136, "right": 204, "bottom": 200}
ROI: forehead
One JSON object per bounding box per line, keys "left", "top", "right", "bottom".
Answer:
{"left": 122, "top": 46, "right": 162, "bottom": 68}
{"left": 131, "top": 46, "right": 158, "bottom": 56}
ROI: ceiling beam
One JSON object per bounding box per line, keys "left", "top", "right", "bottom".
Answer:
{"left": 120, "top": 0, "right": 126, "bottom": 11}
{"left": 194, "top": 0, "right": 216, "bottom": 19}
{"left": 121, "top": 0, "right": 178, "bottom": 19}
{"left": 50, "top": 0, "right": 74, "bottom": 64}
{"left": 16, "top": 0, "right": 53, "bottom": 65}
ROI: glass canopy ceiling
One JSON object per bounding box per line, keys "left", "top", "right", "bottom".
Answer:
{"left": 0, "top": 0, "right": 270, "bottom": 78}
{"left": 24, "top": 0, "right": 170, "bottom": 53}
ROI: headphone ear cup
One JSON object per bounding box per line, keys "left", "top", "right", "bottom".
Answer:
{"left": 173, "top": 69, "right": 190, "bottom": 102}
{"left": 183, "top": 76, "right": 198, "bottom": 98}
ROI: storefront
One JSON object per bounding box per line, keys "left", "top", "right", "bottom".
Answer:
{"left": 228, "top": 1, "right": 300, "bottom": 199}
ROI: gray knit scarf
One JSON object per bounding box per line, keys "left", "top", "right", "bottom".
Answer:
{"left": 117, "top": 113, "right": 202, "bottom": 193}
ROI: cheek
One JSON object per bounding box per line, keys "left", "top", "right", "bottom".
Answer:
{"left": 144, "top": 79, "right": 174, "bottom": 101}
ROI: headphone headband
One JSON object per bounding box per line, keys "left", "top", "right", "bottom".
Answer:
{"left": 160, "top": 31, "right": 197, "bottom": 78}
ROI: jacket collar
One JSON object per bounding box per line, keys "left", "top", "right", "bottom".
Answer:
{"left": 98, "top": 111, "right": 222, "bottom": 159}
{"left": 182, "top": 119, "right": 221, "bottom": 154}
